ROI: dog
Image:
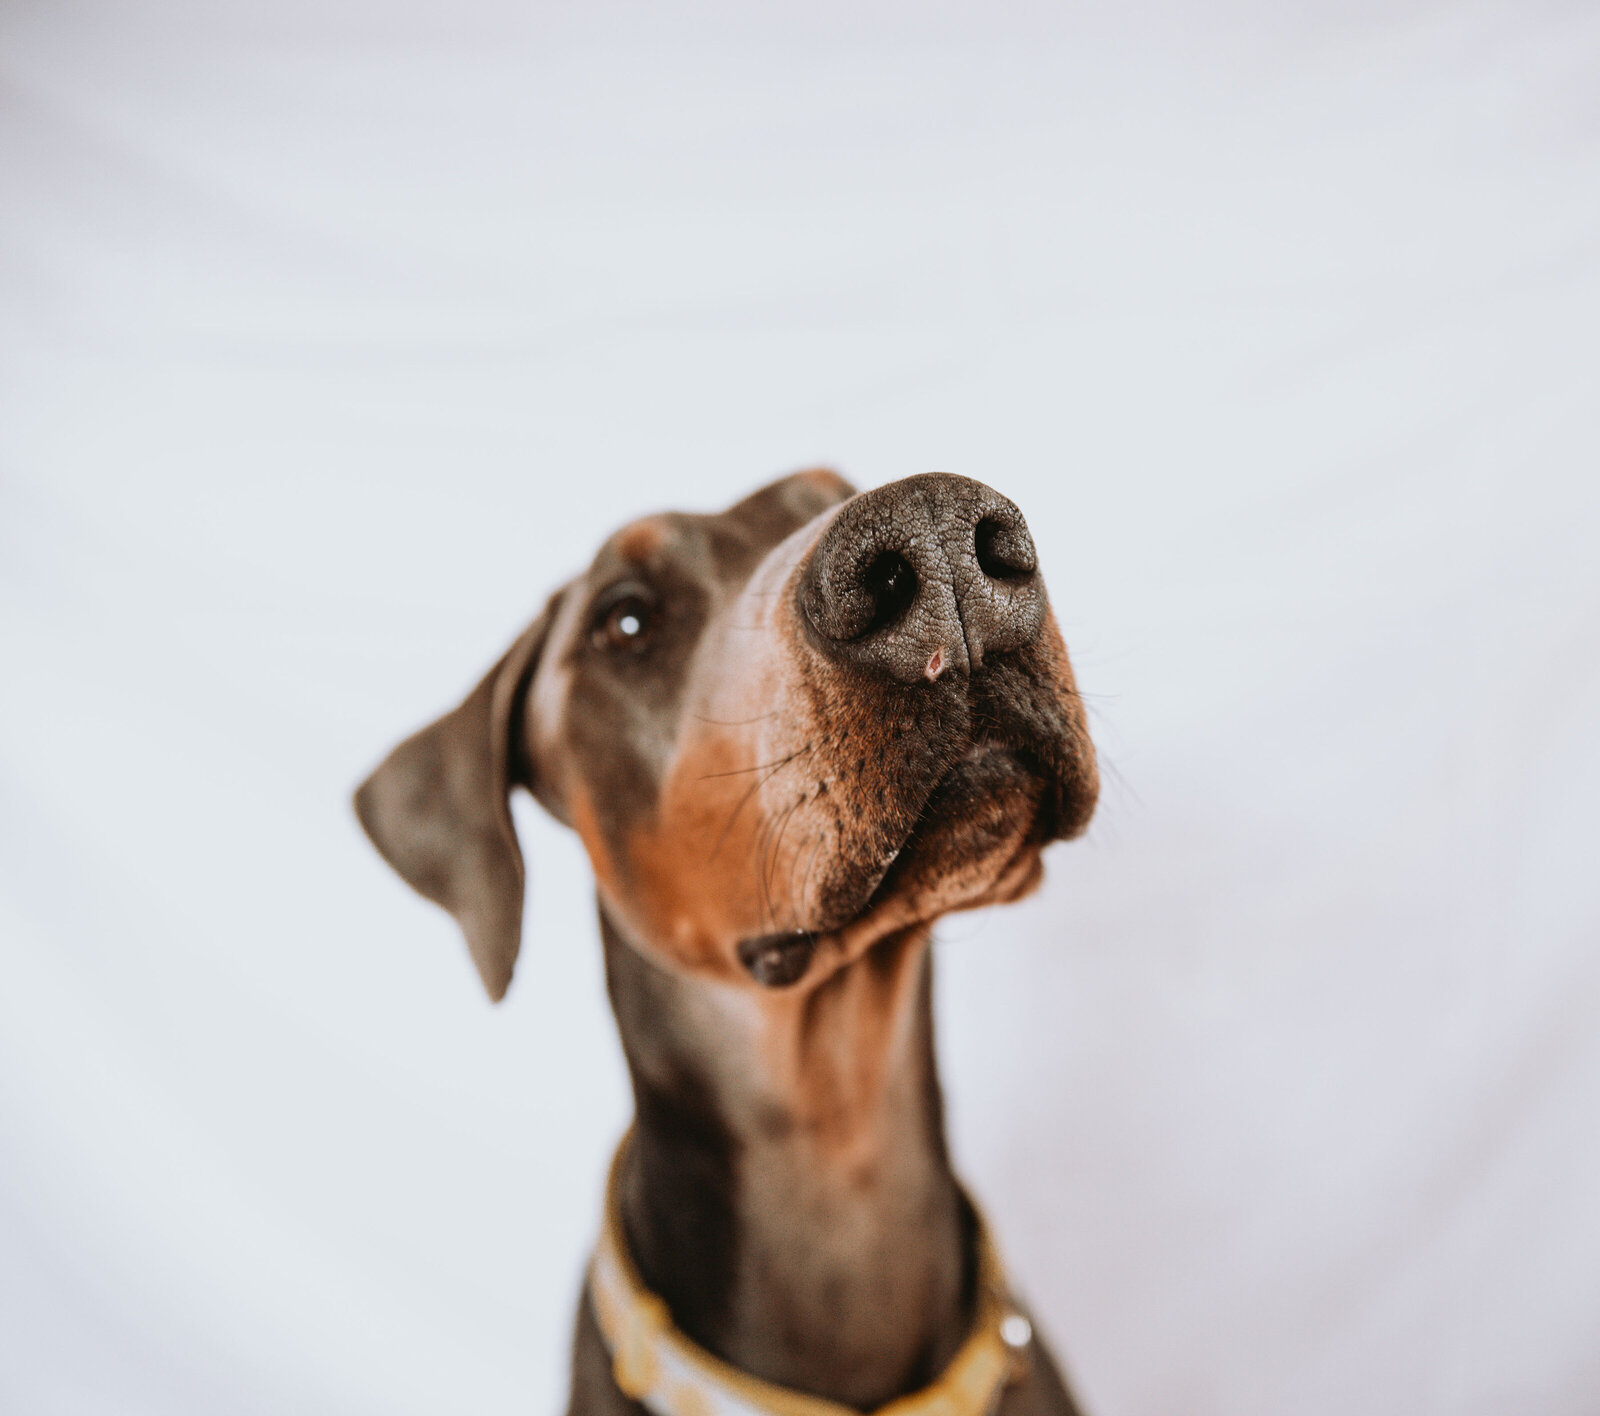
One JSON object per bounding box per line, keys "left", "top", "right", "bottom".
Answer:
{"left": 354, "top": 469, "right": 1098, "bottom": 1416}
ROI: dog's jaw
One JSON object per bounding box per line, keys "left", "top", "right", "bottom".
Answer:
{"left": 598, "top": 903, "right": 980, "bottom": 1410}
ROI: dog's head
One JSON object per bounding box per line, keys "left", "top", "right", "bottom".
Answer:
{"left": 355, "top": 470, "right": 1097, "bottom": 1000}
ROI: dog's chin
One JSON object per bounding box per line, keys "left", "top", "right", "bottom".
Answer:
{"left": 874, "top": 744, "right": 1047, "bottom": 900}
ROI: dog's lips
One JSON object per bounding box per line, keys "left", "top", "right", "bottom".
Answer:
{"left": 871, "top": 742, "right": 1044, "bottom": 882}
{"left": 820, "top": 741, "right": 1047, "bottom": 930}
{"left": 736, "top": 743, "right": 1046, "bottom": 986}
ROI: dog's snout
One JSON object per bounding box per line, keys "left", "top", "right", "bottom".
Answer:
{"left": 799, "top": 473, "right": 1046, "bottom": 683}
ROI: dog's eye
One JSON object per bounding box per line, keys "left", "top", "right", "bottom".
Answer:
{"left": 592, "top": 590, "right": 656, "bottom": 653}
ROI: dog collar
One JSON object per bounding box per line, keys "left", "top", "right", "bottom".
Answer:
{"left": 588, "top": 1134, "right": 1032, "bottom": 1416}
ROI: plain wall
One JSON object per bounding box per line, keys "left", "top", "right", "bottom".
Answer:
{"left": 3, "top": 3, "right": 1598, "bottom": 1412}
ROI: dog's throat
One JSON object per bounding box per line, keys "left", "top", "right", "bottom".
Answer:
{"left": 600, "top": 907, "right": 977, "bottom": 1411}
{"left": 591, "top": 1129, "right": 1029, "bottom": 1416}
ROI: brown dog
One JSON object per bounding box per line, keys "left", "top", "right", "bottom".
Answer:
{"left": 355, "top": 470, "right": 1097, "bottom": 1416}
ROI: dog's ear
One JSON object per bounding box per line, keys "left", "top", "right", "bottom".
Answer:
{"left": 353, "top": 597, "right": 559, "bottom": 1002}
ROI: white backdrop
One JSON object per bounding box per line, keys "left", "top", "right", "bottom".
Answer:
{"left": 3, "top": 3, "right": 1598, "bottom": 1413}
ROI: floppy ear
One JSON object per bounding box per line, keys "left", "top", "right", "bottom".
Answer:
{"left": 353, "top": 599, "right": 558, "bottom": 1001}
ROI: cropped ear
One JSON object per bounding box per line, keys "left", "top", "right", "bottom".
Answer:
{"left": 353, "top": 597, "right": 559, "bottom": 1001}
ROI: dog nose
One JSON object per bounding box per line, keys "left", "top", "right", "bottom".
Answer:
{"left": 799, "top": 473, "right": 1047, "bottom": 683}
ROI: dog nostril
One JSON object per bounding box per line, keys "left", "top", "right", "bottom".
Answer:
{"left": 974, "top": 516, "right": 1037, "bottom": 580}
{"left": 861, "top": 552, "right": 918, "bottom": 635}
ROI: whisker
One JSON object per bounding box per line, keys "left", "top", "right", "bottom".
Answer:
{"left": 1095, "top": 748, "right": 1139, "bottom": 805}
{"left": 761, "top": 797, "right": 805, "bottom": 928}
{"left": 751, "top": 796, "right": 784, "bottom": 926}
{"left": 791, "top": 819, "right": 827, "bottom": 930}
{"left": 695, "top": 746, "right": 809, "bottom": 781}
{"left": 689, "top": 710, "right": 778, "bottom": 727}
{"left": 708, "top": 744, "right": 814, "bottom": 861}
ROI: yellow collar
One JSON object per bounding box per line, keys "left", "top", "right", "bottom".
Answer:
{"left": 588, "top": 1133, "right": 1032, "bottom": 1416}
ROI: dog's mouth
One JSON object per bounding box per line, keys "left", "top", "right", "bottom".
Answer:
{"left": 736, "top": 740, "right": 1052, "bottom": 988}
{"left": 867, "top": 739, "right": 1050, "bottom": 897}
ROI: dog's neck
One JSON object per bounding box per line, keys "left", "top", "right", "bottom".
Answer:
{"left": 599, "top": 908, "right": 976, "bottom": 1411}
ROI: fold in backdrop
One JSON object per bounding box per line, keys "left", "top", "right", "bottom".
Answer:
{"left": 3, "top": 3, "right": 1598, "bottom": 1413}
